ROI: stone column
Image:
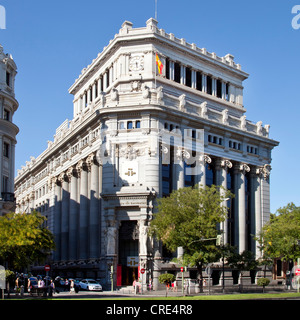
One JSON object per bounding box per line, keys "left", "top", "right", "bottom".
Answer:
{"left": 180, "top": 65, "right": 186, "bottom": 85}
{"left": 77, "top": 160, "right": 90, "bottom": 261}
{"left": 221, "top": 159, "right": 233, "bottom": 245}
{"left": 202, "top": 73, "right": 207, "bottom": 93}
{"left": 254, "top": 167, "right": 263, "bottom": 258}
{"left": 87, "top": 153, "right": 100, "bottom": 259}
{"left": 176, "top": 147, "right": 185, "bottom": 189}
{"left": 54, "top": 177, "right": 62, "bottom": 262}
{"left": 139, "top": 218, "right": 149, "bottom": 292}
{"left": 198, "top": 155, "right": 211, "bottom": 187}
{"left": 191, "top": 69, "right": 197, "bottom": 89}
{"left": 60, "top": 172, "right": 70, "bottom": 262}
{"left": 169, "top": 60, "right": 175, "bottom": 81}
{"left": 67, "top": 167, "right": 79, "bottom": 262}
{"left": 237, "top": 163, "right": 250, "bottom": 253}
{"left": 212, "top": 77, "right": 217, "bottom": 96}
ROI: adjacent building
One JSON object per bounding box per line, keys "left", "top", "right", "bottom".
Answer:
{"left": 15, "top": 19, "right": 279, "bottom": 289}
{"left": 0, "top": 44, "right": 19, "bottom": 216}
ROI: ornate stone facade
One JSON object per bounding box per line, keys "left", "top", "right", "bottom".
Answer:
{"left": 0, "top": 44, "right": 19, "bottom": 215}
{"left": 15, "top": 19, "right": 279, "bottom": 289}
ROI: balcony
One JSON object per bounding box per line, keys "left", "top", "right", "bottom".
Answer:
{"left": 1, "top": 192, "right": 15, "bottom": 202}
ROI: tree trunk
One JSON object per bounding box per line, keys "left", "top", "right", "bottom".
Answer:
{"left": 197, "top": 263, "right": 204, "bottom": 293}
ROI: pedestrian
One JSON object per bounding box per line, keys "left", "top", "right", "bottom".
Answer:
{"left": 65, "top": 278, "right": 69, "bottom": 291}
{"left": 70, "top": 280, "right": 75, "bottom": 294}
{"left": 49, "top": 280, "right": 55, "bottom": 297}
{"left": 173, "top": 280, "right": 177, "bottom": 292}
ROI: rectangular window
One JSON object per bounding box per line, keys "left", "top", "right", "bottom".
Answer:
{"left": 174, "top": 62, "right": 181, "bottom": 83}
{"left": 3, "top": 109, "right": 10, "bottom": 121}
{"left": 196, "top": 72, "right": 202, "bottom": 91}
{"left": 3, "top": 176, "right": 9, "bottom": 192}
{"left": 207, "top": 76, "right": 212, "bottom": 95}
{"left": 6, "top": 72, "right": 10, "bottom": 86}
{"left": 186, "top": 67, "right": 192, "bottom": 87}
{"left": 3, "top": 142, "right": 9, "bottom": 158}
{"left": 166, "top": 58, "right": 170, "bottom": 80}
{"left": 216, "top": 80, "right": 222, "bottom": 98}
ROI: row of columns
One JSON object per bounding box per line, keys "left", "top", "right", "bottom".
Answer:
{"left": 174, "top": 151, "right": 270, "bottom": 256}
{"left": 166, "top": 59, "right": 237, "bottom": 103}
{"left": 53, "top": 152, "right": 102, "bottom": 263}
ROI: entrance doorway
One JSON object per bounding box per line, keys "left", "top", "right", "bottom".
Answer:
{"left": 118, "top": 221, "right": 139, "bottom": 286}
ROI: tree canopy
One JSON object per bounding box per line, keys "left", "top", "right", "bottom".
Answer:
{"left": 257, "top": 203, "right": 300, "bottom": 262}
{"left": 0, "top": 211, "right": 55, "bottom": 270}
{"left": 149, "top": 185, "right": 233, "bottom": 280}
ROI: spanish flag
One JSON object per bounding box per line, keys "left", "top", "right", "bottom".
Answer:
{"left": 156, "top": 53, "right": 164, "bottom": 75}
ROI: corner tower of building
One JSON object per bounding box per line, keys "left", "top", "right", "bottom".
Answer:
{"left": 0, "top": 44, "right": 19, "bottom": 215}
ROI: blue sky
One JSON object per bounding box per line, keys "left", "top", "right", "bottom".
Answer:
{"left": 0, "top": 0, "right": 299, "bottom": 213}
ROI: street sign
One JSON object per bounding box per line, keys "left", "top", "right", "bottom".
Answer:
{"left": 295, "top": 268, "right": 300, "bottom": 276}
{"left": 44, "top": 265, "right": 51, "bottom": 272}
{"left": 127, "top": 256, "right": 139, "bottom": 268}
{"left": 205, "top": 266, "right": 212, "bottom": 276}
{"left": 181, "top": 267, "right": 184, "bottom": 272}
{"left": 140, "top": 268, "right": 145, "bottom": 274}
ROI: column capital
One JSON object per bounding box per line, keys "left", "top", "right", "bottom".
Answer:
{"left": 57, "top": 172, "right": 67, "bottom": 183}
{"left": 66, "top": 166, "right": 78, "bottom": 180}
{"left": 199, "top": 154, "right": 212, "bottom": 165}
{"left": 86, "top": 151, "right": 99, "bottom": 167}
{"left": 239, "top": 163, "right": 250, "bottom": 174}
{"left": 256, "top": 164, "right": 271, "bottom": 179}
{"left": 221, "top": 159, "right": 233, "bottom": 170}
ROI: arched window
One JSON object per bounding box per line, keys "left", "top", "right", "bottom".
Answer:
{"left": 127, "top": 121, "right": 133, "bottom": 129}
{"left": 136, "top": 121, "right": 141, "bottom": 129}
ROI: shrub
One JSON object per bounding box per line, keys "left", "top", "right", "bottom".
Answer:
{"left": 257, "top": 278, "right": 270, "bottom": 287}
{"left": 158, "top": 273, "right": 176, "bottom": 285}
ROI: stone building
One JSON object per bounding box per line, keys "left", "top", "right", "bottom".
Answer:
{"left": 0, "top": 44, "right": 19, "bottom": 216}
{"left": 15, "top": 19, "right": 279, "bottom": 289}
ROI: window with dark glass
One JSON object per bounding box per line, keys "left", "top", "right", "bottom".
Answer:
{"left": 162, "top": 146, "right": 174, "bottom": 196}
{"left": 136, "top": 120, "right": 141, "bottom": 129}
{"left": 166, "top": 58, "right": 170, "bottom": 80}
{"left": 127, "top": 121, "right": 133, "bottom": 129}
{"left": 216, "top": 79, "right": 222, "bottom": 98}
{"left": 196, "top": 71, "right": 202, "bottom": 91}
{"left": 207, "top": 76, "right": 212, "bottom": 95}
{"left": 106, "top": 70, "right": 110, "bottom": 88}
{"left": 186, "top": 67, "right": 192, "bottom": 87}
{"left": 3, "top": 142, "right": 9, "bottom": 158}
{"left": 3, "top": 109, "right": 10, "bottom": 121}
{"left": 174, "top": 62, "right": 181, "bottom": 83}
{"left": 206, "top": 163, "right": 215, "bottom": 187}
{"left": 6, "top": 72, "right": 10, "bottom": 86}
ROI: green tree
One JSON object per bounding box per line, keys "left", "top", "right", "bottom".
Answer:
{"left": 256, "top": 203, "right": 300, "bottom": 262}
{"left": 0, "top": 211, "right": 55, "bottom": 270}
{"left": 149, "top": 185, "right": 233, "bottom": 290}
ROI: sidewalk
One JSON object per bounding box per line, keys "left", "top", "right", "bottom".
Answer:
{"left": 3, "top": 284, "right": 296, "bottom": 300}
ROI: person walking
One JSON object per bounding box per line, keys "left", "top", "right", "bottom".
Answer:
{"left": 69, "top": 280, "right": 75, "bottom": 294}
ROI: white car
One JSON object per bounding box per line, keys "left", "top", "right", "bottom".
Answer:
{"left": 79, "top": 279, "right": 102, "bottom": 291}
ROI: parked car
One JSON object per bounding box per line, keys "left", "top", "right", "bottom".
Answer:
{"left": 79, "top": 279, "right": 102, "bottom": 291}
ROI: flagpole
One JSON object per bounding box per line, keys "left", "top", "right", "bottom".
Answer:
{"left": 155, "top": 52, "right": 157, "bottom": 89}
{"left": 155, "top": 0, "right": 158, "bottom": 21}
